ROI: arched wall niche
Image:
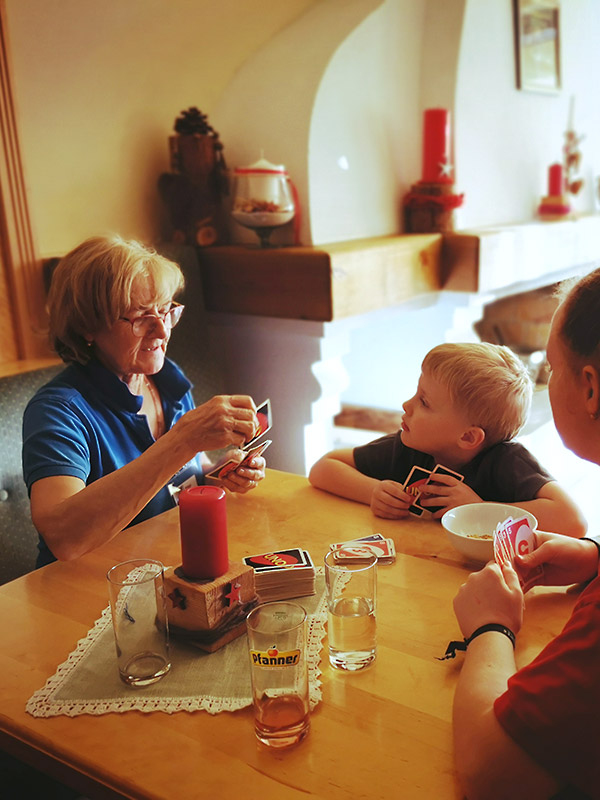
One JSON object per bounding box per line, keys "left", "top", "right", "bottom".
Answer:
{"left": 214, "top": 0, "right": 467, "bottom": 246}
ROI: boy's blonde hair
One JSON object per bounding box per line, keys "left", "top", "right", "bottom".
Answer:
{"left": 48, "top": 235, "right": 184, "bottom": 364}
{"left": 422, "top": 342, "right": 532, "bottom": 444}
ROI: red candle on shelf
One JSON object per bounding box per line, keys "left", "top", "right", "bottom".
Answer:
{"left": 548, "top": 163, "right": 564, "bottom": 195}
{"left": 179, "top": 486, "right": 229, "bottom": 580}
{"left": 422, "top": 108, "right": 452, "bottom": 183}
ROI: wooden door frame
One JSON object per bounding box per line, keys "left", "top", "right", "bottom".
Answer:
{"left": 0, "top": 0, "right": 49, "bottom": 360}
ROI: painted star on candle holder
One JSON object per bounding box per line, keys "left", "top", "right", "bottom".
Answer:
{"left": 438, "top": 159, "right": 454, "bottom": 179}
{"left": 225, "top": 581, "right": 242, "bottom": 607}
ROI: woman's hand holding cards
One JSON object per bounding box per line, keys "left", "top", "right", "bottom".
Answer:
{"left": 203, "top": 398, "right": 271, "bottom": 493}
{"left": 219, "top": 452, "right": 266, "bottom": 494}
{"left": 370, "top": 480, "right": 413, "bottom": 519}
{"left": 454, "top": 561, "right": 524, "bottom": 641}
{"left": 516, "top": 532, "right": 600, "bottom": 588}
{"left": 177, "top": 394, "right": 258, "bottom": 452}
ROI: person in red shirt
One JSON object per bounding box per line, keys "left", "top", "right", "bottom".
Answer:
{"left": 452, "top": 268, "right": 600, "bottom": 800}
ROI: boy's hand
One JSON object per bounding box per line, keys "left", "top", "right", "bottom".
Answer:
{"left": 418, "top": 473, "right": 481, "bottom": 517}
{"left": 370, "top": 480, "right": 412, "bottom": 519}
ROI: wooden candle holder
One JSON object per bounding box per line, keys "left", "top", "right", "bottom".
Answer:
{"left": 403, "top": 181, "right": 464, "bottom": 233}
{"left": 161, "top": 561, "right": 257, "bottom": 653}
{"left": 537, "top": 194, "right": 572, "bottom": 219}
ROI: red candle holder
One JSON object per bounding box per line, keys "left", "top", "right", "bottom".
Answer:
{"left": 163, "top": 485, "right": 257, "bottom": 652}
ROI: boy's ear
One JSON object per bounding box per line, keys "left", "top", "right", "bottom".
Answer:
{"left": 582, "top": 365, "right": 600, "bottom": 418}
{"left": 458, "top": 426, "right": 486, "bottom": 451}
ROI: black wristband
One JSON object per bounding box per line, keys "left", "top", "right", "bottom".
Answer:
{"left": 580, "top": 537, "right": 600, "bottom": 559}
{"left": 437, "top": 622, "right": 516, "bottom": 660}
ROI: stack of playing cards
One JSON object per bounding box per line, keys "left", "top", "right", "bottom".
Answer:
{"left": 243, "top": 548, "right": 316, "bottom": 602}
{"left": 328, "top": 534, "right": 396, "bottom": 565}
{"left": 493, "top": 515, "right": 543, "bottom": 591}
{"left": 205, "top": 399, "right": 272, "bottom": 481}
{"left": 403, "top": 463, "right": 464, "bottom": 517}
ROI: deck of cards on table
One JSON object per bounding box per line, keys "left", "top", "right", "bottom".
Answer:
{"left": 493, "top": 515, "right": 544, "bottom": 591}
{"left": 328, "top": 534, "right": 396, "bottom": 565}
{"left": 243, "top": 549, "right": 316, "bottom": 602}
{"left": 403, "top": 463, "right": 464, "bottom": 517}
{"left": 205, "top": 399, "right": 273, "bottom": 481}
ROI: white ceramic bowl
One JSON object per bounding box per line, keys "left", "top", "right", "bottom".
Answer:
{"left": 441, "top": 503, "right": 538, "bottom": 564}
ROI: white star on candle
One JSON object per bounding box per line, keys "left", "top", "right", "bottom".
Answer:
{"left": 439, "top": 159, "right": 454, "bottom": 178}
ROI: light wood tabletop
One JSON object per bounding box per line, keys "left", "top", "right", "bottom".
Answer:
{"left": 0, "top": 469, "right": 578, "bottom": 799}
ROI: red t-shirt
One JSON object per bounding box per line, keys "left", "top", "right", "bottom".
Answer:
{"left": 495, "top": 574, "right": 600, "bottom": 798}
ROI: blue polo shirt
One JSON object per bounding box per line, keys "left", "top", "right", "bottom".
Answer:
{"left": 22, "top": 357, "right": 203, "bottom": 567}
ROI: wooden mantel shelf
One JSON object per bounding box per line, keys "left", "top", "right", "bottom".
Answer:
{"left": 197, "top": 215, "right": 600, "bottom": 322}
{"left": 444, "top": 213, "right": 600, "bottom": 294}
{"left": 198, "top": 235, "right": 443, "bottom": 322}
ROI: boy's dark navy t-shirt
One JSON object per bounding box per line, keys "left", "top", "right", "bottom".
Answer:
{"left": 353, "top": 431, "right": 553, "bottom": 503}
{"left": 22, "top": 357, "right": 203, "bottom": 567}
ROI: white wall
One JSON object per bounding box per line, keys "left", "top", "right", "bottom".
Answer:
{"left": 4, "top": 0, "right": 321, "bottom": 255}
{"left": 455, "top": 0, "right": 600, "bottom": 228}
{"left": 6, "top": 0, "right": 600, "bottom": 417}
{"left": 337, "top": 294, "right": 467, "bottom": 411}
{"left": 213, "top": 0, "right": 385, "bottom": 248}
{"left": 9, "top": 0, "right": 598, "bottom": 252}
{"left": 308, "top": 0, "right": 425, "bottom": 243}
{"left": 340, "top": 0, "right": 600, "bottom": 413}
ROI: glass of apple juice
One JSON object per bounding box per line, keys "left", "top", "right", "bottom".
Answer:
{"left": 246, "top": 601, "right": 310, "bottom": 748}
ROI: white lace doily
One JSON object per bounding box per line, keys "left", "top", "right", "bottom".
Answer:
{"left": 27, "top": 570, "right": 327, "bottom": 717}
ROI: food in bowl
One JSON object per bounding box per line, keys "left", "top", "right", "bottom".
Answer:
{"left": 441, "top": 503, "right": 538, "bottom": 564}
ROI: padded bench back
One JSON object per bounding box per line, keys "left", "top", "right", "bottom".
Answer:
{"left": 0, "top": 364, "right": 62, "bottom": 585}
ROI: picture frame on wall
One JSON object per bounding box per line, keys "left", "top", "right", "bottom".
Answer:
{"left": 513, "top": 0, "right": 561, "bottom": 93}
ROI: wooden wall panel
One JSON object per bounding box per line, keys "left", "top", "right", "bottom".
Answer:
{"left": 0, "top": 0, "right": 50, "bottom": 363}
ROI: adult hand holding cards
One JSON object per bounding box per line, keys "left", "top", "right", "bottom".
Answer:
{"left": 493, "top": 515, "right": 544, "bottom": 591}
{"left": 205, "top": 398, "right": 272, "bottom": 481}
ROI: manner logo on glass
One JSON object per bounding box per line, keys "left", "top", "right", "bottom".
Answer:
{"left": 251, "top": 647, "right": 301, "bottom": 667}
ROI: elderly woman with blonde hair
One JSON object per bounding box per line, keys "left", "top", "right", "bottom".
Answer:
{"left": 23, "top": 235, "right": 265, "bottom": 567}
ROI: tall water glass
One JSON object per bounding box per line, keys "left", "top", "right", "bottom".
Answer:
{"left": 246, "top": 601, "right": 310, "bottom": 748}
{"left": 107, "top": 559, "right": 171, "bottom": 687}
{"left": 324, "top": 550, "right": 377, "bottom": 671}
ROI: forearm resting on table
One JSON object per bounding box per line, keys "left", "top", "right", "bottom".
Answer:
{"left": 308, "top": 454, "right": 377, "bottom": 505}
{"left": 31, "top": 428, "right": 198, "bottom": 561}
{"left": 516, "top": 481, "right": 587, "bottom": 537}
{"left": 453, "top": 635, "right": 559, "bottom": 800}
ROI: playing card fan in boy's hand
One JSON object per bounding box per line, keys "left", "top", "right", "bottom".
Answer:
{"left": 403, "top": 463, "right": 464, "bottom": 517}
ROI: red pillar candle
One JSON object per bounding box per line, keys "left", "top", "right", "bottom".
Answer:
{"left": 548, "top": 163, "right": 564, "bottom": 195}
{"left": 179, "top": 486, "right": 229, "bottom": 580}
{"left": 422, "top": 108, "right": 452, "bottom": 183}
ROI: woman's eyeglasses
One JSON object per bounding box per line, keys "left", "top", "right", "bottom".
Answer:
{"left": 120, "top": 302, "right": 184, "bottom": 337}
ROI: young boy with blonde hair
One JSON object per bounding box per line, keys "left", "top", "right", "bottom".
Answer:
{"left": 309, "top": 342, "right": 585, "bottom": 536}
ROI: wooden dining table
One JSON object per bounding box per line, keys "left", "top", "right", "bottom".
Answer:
{"left": 0, "top": 469, "right": 578, "bottom": 799}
